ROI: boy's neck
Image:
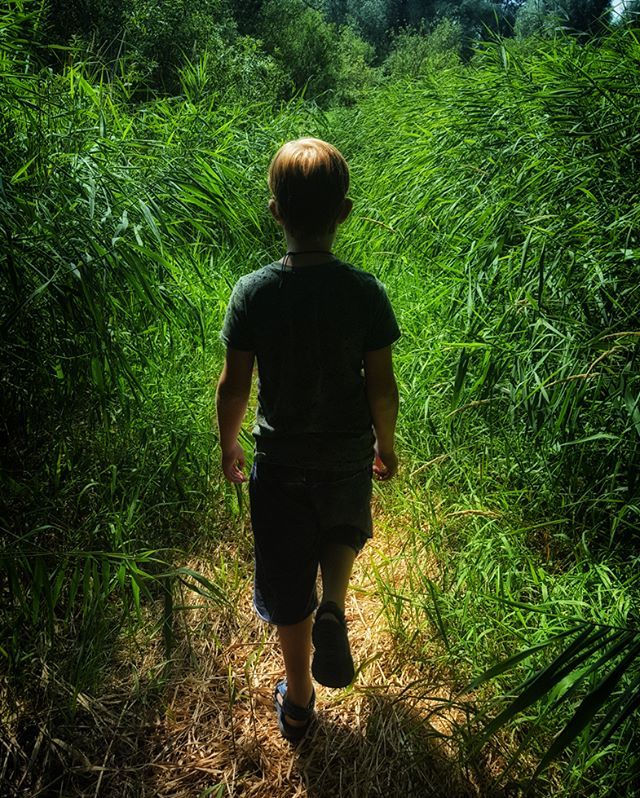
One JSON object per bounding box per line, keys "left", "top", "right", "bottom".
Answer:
{"left": 278, "top": 231, "right": 337, "bottom": 267}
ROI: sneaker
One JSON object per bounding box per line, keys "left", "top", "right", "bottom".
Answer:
{"left": 311, "top": 601, "right": 355, "bottom": 688}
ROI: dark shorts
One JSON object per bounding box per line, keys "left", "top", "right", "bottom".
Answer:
{"left": 248, "top": 460, "right": 373, "bottom": 626}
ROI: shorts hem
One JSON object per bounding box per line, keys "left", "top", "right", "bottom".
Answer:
{"left": 253, "top": 598, "right": 318, "bottom": 627}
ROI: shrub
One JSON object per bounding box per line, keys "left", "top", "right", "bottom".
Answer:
{"left": 333, "top": 24, "right": 377, "bottom": 105}
{"left": 259, "top": 0, "right": 342, "bottom": 102}
{"left": 384, "top": 18, "right": 462, "bottom": 78}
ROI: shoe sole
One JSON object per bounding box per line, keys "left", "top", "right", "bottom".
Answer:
{"left": 311, "top": 620, "right": 354, "bottom": 688}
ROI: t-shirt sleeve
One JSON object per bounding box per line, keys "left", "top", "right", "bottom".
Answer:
{"left": 364, "top": 278, "right": 401, "bottom": 351}
{"left": 220, "top": 278, "right": 254, "bottom": 351}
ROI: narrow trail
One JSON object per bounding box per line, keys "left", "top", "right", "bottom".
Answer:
{"left": 133, "top": 499, "right": 492, "bottom": 798}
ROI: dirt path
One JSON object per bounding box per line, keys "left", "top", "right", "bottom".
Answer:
{"left": 7, "top": 498, "right": 504, "bottom": 797}
{"left": 129, "top": 506, "right": 486, "bottom": 798}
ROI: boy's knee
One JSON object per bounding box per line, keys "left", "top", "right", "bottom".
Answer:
{"left": 323, "top": 525, "right": 368, "bottom": 554}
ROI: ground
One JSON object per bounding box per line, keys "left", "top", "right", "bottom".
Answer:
{"left": 2, "top": 497, "right": 517, "bottom": 798}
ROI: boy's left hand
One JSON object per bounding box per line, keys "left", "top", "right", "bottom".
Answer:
{"left": 373, "top": 449, "right": 398, "bottom": 481}
{"left": 222, "top": 442, "right": 247, "bottom": 483}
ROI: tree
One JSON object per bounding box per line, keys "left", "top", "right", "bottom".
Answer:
{"left": 556, "top": 0, "right": 611, "bottom": 33}
{"left": 345, "top": 0, "right": 392, "bottom": 49}
{"left": 320, "top": 0, "right": 349, "bottom": 24}
{"left": 516, "top": 0, "right": 612, "bottom": 37}
{"left": 260, "top": 0, "right": 343, "bottom": 99}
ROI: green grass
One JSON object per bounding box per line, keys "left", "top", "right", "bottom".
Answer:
{"left": 337, "top": 28, "right": 640, "bottom": 793}
{"left": 1, "top": 5, "right": 639, "bottom": 795}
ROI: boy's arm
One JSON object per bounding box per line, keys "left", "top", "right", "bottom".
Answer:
{"left": 216, "top": 347, "right": 254, "bottom": 483}
{"left": 364, "top": 345, "right": 399, "bottom": 481}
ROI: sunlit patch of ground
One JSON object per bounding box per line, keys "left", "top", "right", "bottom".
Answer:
{"left": 118, "top": 516, "right": 499, "bottom": 798}
{"left": 2, "top": 507, "right": 521, "bottom": 797}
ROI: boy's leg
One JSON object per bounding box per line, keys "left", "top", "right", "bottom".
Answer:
{"left": 319, "top": 542, "right": 356, "bottom": 614}
{"left": 275, "top": 543, "right": 357, "bottom": 711}
{"left": 311, "top": 542, "right": 357, "bottom": 687}
{"left": 276, "top": 614, "right": 314, "bottom": 725}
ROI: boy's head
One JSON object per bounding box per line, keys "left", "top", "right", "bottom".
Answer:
{"left": 268, "top": 138, "right": 350, "bottom": 239}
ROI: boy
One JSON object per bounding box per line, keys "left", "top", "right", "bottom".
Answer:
{"left": 216, "top": 138, "right": 400, "bottom": 742}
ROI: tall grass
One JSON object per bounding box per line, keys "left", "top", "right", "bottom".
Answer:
{"left": 334, "top": 26, "right": 640, "bottom": 793}
{"left": 339, "top": 30, "right": 640, "bottom": 544}
{"left": 0, "top": 3, "right": 329, "bottom": 695}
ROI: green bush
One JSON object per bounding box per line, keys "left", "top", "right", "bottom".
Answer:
{"left": 333, "top": 24, "right": 378, "bottom": 105}
{"left": 178, "top": 36, "right": 289, "bottom": 105}
{"left": 383, "top": 18, "right": 462, "bottom": 78}
{"left": 124, "top": 0, "right": 232, "bottom": 92}
{"left": 44, "top": 0, "right": 233, "bottom": 93}
{"left": 259, "top": 0, "right": 342, "bottom": 101}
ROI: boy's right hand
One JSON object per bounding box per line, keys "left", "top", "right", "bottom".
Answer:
{"left": 373, "top": 448, "right": 398, "bottom": 481}
{"left": 222, "top": 442, "right": 247, "bottom": 483}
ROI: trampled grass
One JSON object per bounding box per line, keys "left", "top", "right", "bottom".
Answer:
{"left": 1, "top": 6, "right": 639, "bottom": 796}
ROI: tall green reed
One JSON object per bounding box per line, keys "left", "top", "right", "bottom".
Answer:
{"left": 335, "top": 25, "right": 640, "bottom": 792}
{"left": 0, "top": 2, "right": 330, "bottom": 691}
{"left": 339, "top": 27, "right": 640, "bottom": 547}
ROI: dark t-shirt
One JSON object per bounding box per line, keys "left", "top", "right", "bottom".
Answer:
{"left": 220, "top": 258, "right": 401, "bottom": 470}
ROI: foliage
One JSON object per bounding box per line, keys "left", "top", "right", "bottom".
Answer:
{"left": 337, "top": 23, "right": 640, "bottom": 791}
{"left": 384, "top": 18, "right": 463, "bottom": 77}
{"left": 228, "top": 0, "right": 267, "bottom": 36}
{"left": 0, "top": 0, "right": 322, "bottom": 695}
{"left": 342, "top": 28, "right": 640, "bottom": 547}
{"left": 333, "top": 24, "right": 378, "bottom": 105}
{"left": 255, "top": 0, "right": 377, "bottom": 105}
{"left": 557, "top": 0, "right": 612, "bottom": 33}
{"left": 344, "top": 0, "right": 392, "bottom": 51}
{"left": 469, "top": 619, "right": 640, "bottom": 789}
{"left": 124, "top": 0, "right": 233, "bottom": 91}
{"left": 515, "top": 0, "right": 561, "bottom": 37}
{"left": 259, "top": 0, "right": 342, "bottom": 100}
{"left": 323, "top": 0, "right": 523, "bottom": 54}
{"left": 516, "top": 0, "right": 612, "bottom": 37}
{"left": 178, "top": 38, "right": 289, "bottom": 105}
{"left": 45, "top": 0, "right": 234, "bottom": 92}
{"left": 38, "top": 1, "right": 617, "bottom": 101}
{"left": 2, "top": 0, "right": 640, "bottom": 794}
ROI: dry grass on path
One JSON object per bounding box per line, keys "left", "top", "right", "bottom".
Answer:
{"left": 121, "top": 513, "right": 495, "bottom": 798}
{"left": 3, "top": 506, "right": 510, "bottom": 798}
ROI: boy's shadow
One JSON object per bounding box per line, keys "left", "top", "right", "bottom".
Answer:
{"left": 292, "top": 692, "right": 515, "bottom": 798}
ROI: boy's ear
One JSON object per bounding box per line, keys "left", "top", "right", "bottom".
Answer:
{"left": 337, "top": 197, "right": 353, "bottom": 225}
{"left": 268, "top": 198, "right": 283, "bottom": 224}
